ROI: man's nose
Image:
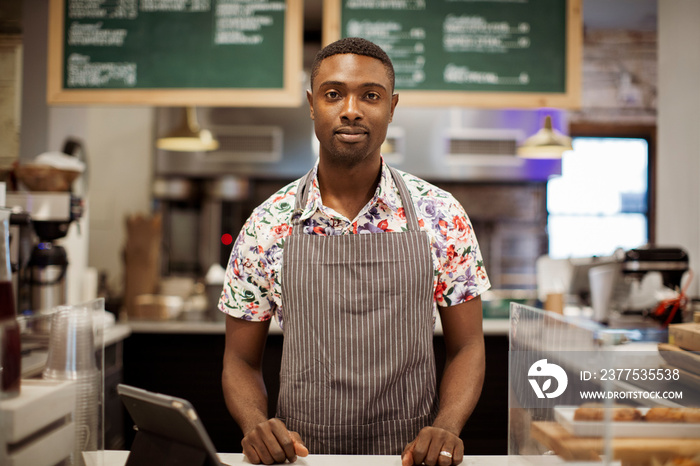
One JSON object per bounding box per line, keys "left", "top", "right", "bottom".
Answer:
{"left": 341, "top": 95, "right": 362, "bottom": 121}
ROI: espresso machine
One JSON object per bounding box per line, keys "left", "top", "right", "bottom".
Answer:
{"left": 619, "top": 246, "right": 690, "bottom": 325}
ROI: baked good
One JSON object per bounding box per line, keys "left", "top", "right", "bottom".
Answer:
{"left": 681, "top": 407, "right": 700, "bottom": 423}
{"left": 574, "top": 404, "right": 700, "bottom": 423}
{"left": 613, "top": 405, "right": 644, "bottom": 421}
{"left": 663, "top": 456, "right": 700, "bottom": 466}
{"left": 652, "top": 455, "right": 700, "bottom": 466}
{"left": 573, "top": 403, "right": 604, "bottom": 421}
{"left": 644, "top": 407, "right": 685, "bottom": 422}
{"left": 573, "top": 403, "right": 642, "bottom": 421}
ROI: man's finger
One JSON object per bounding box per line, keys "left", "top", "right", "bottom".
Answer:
{"left": 436, "top": 445, "right": 454, "bottom": 466}
{"left": 290, "top": 431, "right": 309, "bottom": 457}
{"left": 410, "top": 432, "right": 432, "bottom": 465}
{"left": 269, "top": 421, "right": 297, "bottom": 462}
{"left": 241, "top": 441, "right": 261, "bottom": 465}
{"left": 453, "top": 440, "right": 464, "bottom": 465}
{"left": 424, "top": 435, "right": 447, "bottom": 466}
{"left": 293, "top": 441, "right": 309, "bottom": 457}
{"left": 401, "top": 448, "right": 414, "bottom": 466}
{"left": 252, "top": 443, "right": 275, "bottom": 465}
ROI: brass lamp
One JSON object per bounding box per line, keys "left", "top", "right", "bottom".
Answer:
{"left": 156, "top": 107, "right": 219, "bottom": 152}
{"left": 517, "top": 115, "right": 573, "bottom": 159}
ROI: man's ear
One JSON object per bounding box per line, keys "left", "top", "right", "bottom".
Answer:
{"left": 306, "top": 90, "right": 314, "bottom": 120}
{"left": 389, "top": 93, "right": 399, "bottom": 123}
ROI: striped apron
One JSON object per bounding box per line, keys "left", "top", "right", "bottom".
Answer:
{"left": 277, "top": 166, "right": 438, "bottom": 455}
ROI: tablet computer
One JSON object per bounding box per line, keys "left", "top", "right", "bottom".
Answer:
{"left": 117, "top": 384, "right": 230, "bottom": 466}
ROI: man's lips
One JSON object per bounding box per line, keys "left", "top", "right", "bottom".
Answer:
{"left": 334, "top": 126, "right": 368, "bottom": 143}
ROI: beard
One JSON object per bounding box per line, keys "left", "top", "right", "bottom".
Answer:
{"left": 317, "top": 124, "right": 384, "bottom": 168}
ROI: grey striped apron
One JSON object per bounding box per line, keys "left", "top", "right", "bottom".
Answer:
{"left": 277, "top": 166, "right": 438, "bottom": 455}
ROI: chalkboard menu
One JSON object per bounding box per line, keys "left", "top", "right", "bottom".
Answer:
{"left": 47, "top": 0, "right": 303, "bottom": 106}
{"left": 323, "top": 0, "right": 581, "bottom": 108}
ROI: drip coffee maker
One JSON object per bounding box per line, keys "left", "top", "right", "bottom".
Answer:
{"left": 6, "top": 139, "right": 85, "bottom": 316}
{"left": 6, "top": 192, "right": 83, "bottom": 315}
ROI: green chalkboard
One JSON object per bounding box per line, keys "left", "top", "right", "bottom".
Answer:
{"left": 323, "top": 0, "right": 581, "bottom": 108}
{"left": 48, "top": 0, "right": 303, "bottom": 106}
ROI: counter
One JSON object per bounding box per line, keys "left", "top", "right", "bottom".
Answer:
{"left": 85, "top": 451, "right": 570, "bottom": 466}
{"left": 124, "top": 316, "right": 511, "bottom": 336}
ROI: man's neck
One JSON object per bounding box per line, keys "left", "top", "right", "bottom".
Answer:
{"left": 317, "top": 156, "right": 382, "bottom": 221}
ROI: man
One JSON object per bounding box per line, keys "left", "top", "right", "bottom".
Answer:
{"left": 220, "top": 37, "right": 489, "bottom": 466}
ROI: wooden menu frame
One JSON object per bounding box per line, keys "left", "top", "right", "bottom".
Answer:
{"left": 322, "top": 0, "right": 582, "bottom": 109}
{"left": 47, "top": 0, "right": 304, "bottom": 107}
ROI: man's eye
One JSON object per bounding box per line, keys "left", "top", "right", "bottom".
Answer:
{"left": 326, "top": 91, "right": 340, "bottom": 99}
{"left": 366, "top": 92, "right": 380, "bottom": 100}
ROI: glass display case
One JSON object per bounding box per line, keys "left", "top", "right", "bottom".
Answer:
{"left": 508, "top": 303, "right": 700, "bottom": 465}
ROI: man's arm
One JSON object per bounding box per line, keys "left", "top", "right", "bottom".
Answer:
{"left": 402, "top": 296, "right": 485, "bottom": 466}
{"left": 222, "top": 315, "right": 307, "bottom": 464}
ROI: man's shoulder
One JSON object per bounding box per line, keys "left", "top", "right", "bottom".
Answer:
{"left": 249, "top": 178, "right": 302, "bottom": 224}
{"left": 394, "top": 168, "right": 457, "bottom": 204}
{"left": 390, "top": 168, "right": 472, "bottom": 230}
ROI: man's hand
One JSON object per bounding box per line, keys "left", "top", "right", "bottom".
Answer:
{"left": 400, "top": 297, "right": 484, "bottom": 466}
{"left": 401, "top": 426, "right": 464, "bottom": 466}
{"left": 242, "top": 418, "right": 308, "bottom": 465}
{"left": 223, "top": 317, "right": 308, "bottom": 463}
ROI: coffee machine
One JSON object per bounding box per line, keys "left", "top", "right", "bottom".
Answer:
{"left": 6, "top": 192, "right": 83, "bottom": 315}
{"left": 619, "top": 246, "right": 690, "bottom": 325}
{"left": 5, "top": 138, "right": 86, "bottom": 317}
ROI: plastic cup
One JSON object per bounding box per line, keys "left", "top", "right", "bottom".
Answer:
{"left": 43, "top": 305, "right": 96, "bottom": 379}
{"left": 43, "top": 302, "right": 102, "bottom": 466}
{"left": 588, "top": 264, "right": 619, "bottom": 323}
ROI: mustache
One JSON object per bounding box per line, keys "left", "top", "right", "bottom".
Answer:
{"left": 333, "top": 123, "right": 370, "bottom": 134}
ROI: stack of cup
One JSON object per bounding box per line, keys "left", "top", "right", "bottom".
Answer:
{"left": 43, "top": 302, "right": 100, "bottom": 466}
{"left": 588, "top": 263, "right": 620, "bottom": 323}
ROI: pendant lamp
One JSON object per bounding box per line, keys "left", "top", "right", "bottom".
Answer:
{"left": 156, "top": 106, "right": 219, "bottom": 152}
{"left": 517, "top": 115, "right": 572, "bottom": 159}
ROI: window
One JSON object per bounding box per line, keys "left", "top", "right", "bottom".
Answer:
{"left": 547, "top": 136, "right": 651, "bottom": 259}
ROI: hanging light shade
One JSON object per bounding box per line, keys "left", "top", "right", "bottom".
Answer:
{"left": 517, "top": 115, "right": 573, "bottom": 159}
{"left": 156, "top": 106, "right": 219, "bottom": 152}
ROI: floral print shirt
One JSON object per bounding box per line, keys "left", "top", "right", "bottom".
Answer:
{"left": 219, "top": 160, "right": 490, "bottom": 328}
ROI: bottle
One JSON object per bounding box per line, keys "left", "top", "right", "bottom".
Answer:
{"left": 1, "top": 208, "right": 21, "bottom": 398}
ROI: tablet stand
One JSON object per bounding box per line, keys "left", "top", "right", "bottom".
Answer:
{"left": 125, "top": 430, "right": 210, "bottom": 466}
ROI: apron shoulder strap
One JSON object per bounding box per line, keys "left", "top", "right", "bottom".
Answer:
{"left": 387, "top": 166, "right": 421, "bottom": 232}
{"left": 291, "top": 169, "right": 315, "bottom": 234}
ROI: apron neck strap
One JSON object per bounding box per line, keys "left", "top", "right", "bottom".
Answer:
{"left": 291, "top": 164, "right": 421, "bottom": 234}
{"left": 387, "top": 166, "right": 420, "bottom": 232}
{"left": 291, "top": 170, "right": 314, "bottom": 234}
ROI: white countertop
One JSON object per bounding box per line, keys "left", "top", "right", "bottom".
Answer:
{"left": 85, "top": 451, "right": 573, "bottom": 466}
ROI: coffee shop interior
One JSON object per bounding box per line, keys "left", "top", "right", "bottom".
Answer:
{"left": 2, "top": 0, "right": 700, "bottom": 464}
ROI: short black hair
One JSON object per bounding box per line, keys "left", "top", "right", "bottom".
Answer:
{"left": 310, "top": 37, "right": 395, "bottom": 92}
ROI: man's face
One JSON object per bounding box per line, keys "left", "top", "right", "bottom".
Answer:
{"left": 307, "top": 54, "right": 398, "bottom": 167}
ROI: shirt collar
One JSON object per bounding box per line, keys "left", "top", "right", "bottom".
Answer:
{"left": 299, "top": 157, "right": 401, "bottom": 222}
